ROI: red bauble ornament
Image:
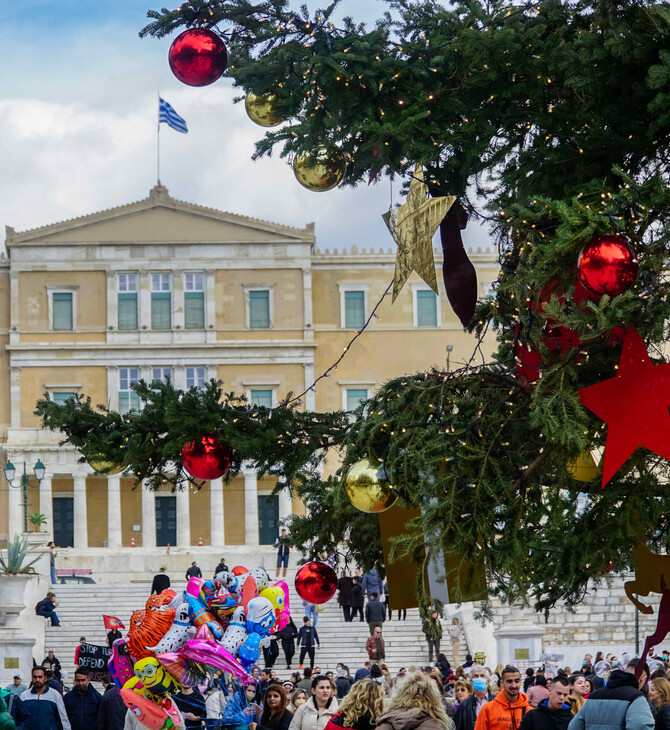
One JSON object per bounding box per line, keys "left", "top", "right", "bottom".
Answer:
{"left": 294, "top": 561, "right": 337, "bottom": 605}
{"left": 577, "top": 235, "right": 638, "bottom": 298}
{"left": 579, "top": 328, "right": 670, "bottom": 488}
{"left": 168, "top": 29, "right": 228, "bottom": 87}
{"left": 181, "top": 435, "right": 232, "bottom": 480}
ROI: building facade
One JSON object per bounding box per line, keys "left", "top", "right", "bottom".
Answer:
{"left": 0, "top": 184, "right": 499, "bottom": 556}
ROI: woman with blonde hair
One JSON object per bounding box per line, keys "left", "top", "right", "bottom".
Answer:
{"left": 290, "top": 689, "right": 308, "bottom": 714}
{"left": 376, "top": 670, "right": 455, "bottom": 730}
{"left": 650, "top": 677, "right": 670, "bottom": 730}
{"left": 380, "top": 664, "right": 394, "bottom": 697}
{"left": 324, "top": 678, "right": 386, "bottom": 730}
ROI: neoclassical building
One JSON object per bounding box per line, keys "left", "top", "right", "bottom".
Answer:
{"left": 0, "top": 185, "right": 499, "bottom": 559}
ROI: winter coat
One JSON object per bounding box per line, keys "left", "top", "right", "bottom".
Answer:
{"left": 259, "top": 711, "right": 294, "bottom": 730}
{"left": 474, "top": 691, "right": 530, "bottom": 730}
{"left": 0, "top": 695, "right": 16, "bottom": 730}
{"left": 365, "top": 600, "right": 386, "bottom": 624}
{"left": 519, "top": 701, "right": 572, "bottom": 730}
{"left": 352, "top": 584, "right": 365, "bottom": 608}
{"left": 4, "top": 693, "right": 28, "bottom": 730}
{"left": 150, "top": 573, "right": 170, "bottom": 595}
{"left": 97, "top": 685, "right": 126, "bottom": 730}
{"left": 280, "top": 623, "right": 299, "bottom": 651}
{"left": 422, "top": 617, "right": 443, "bottom": 640}
{"left": 337, "top": 578, "right": 354, "bottom": 607}
{"left": 567, "top": 670, "right": 654, "bottom": 730}
{"left": 455, "top": 693, "right": 494, "bottom": 730}
{"left": 566, "top": 697, "right": 585, "bottom": 718}
{"left": 297, "top": 626, "right": 320, "bottom": 650}
{"left": 336, "top": 678, "right": 352, "bottom": 700}
{"left": 289, "top": 697, "right": 339, "bottom": 730}
{"left": 64, "top": 685, "right": 102, "bottom": 730}
{"left": 365, "top": 636, "right": 386, "bottom": 660}
{"left": 361, "top": 570, "right": 381, "bottom": 599}
{"left": 21, "top": 686, "right": 71, "bottom": 730}
{"left": 652, "top": 704, "right": 670, "bottom": 730}
{"left": 326, "top": 713, "right": 376, "bottom": 730}
{"left": 376, "top": 706, "right": 455, "bottom": 730}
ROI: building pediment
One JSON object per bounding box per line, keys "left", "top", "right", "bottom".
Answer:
{"left": 6, "top": 185, "right": 315, "bottom": 247}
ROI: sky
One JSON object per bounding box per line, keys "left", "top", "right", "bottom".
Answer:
{"left": 0, "top": 1, "right": 494, "bottom": 254}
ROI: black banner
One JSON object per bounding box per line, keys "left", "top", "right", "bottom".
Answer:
{"left": 74, "top": 643, "right": 112, "bottom": 682}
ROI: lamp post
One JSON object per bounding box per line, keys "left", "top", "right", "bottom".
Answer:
{"left": 4, "top": 459, "right": 46, "bottom": 533}
{"left": 446, "top": 344, "right": 454, "bottom": 371}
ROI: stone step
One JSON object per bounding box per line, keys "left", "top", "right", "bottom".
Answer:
{"left": 45, "top": 584, "right": 470, "bottom": 684}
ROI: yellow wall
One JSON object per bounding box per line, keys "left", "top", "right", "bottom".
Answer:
{"left": 190, "top": 483, "right": 211, "bottom": 546}
{"left": 224, "top": 477, "right": 245, "bottom": 545}
{"left": 18, "top": 270, "right": 107, "bottom": 333}
{"left": 121, "top": 478, "right": 142, "bottom": 547}
{"left": 20, "top": 366, "right": 108, "bottom": 427}
{"left": 87, "top": 477, "right": 108, "bottom": 547}
{"left": 218, "top": 364, "right": 306, "bottom": 402}
{"left": 215, "top": 268, "right": 304, "bottom": 333}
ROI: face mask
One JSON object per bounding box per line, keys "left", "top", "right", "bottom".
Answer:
{"left": 472, "top": 679, "right": 488, "bottom": 692}
{"left": 295, "top": 698, "right": 306, "bottom": 708}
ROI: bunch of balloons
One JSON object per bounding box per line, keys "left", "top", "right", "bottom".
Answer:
{"left": 108, "top": 563, "right": 291, "bottom": 729}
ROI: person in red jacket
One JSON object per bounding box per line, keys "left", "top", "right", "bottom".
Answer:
{"left": 365, "top": 628, "right": 385, "bottom": 663}
{"left": 474, "top": 666, "right": 529, "bottom": 730}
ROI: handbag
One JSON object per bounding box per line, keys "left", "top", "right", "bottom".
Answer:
{"left": 315, "top": 603, "right": 324, "bottom": 613}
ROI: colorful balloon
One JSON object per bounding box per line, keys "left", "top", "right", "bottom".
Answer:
{"left": 157, "top": 652, "right": 204, "bottom": 688}
{"left": 121, "top": 688, "right": 182, "bottom": 730}
{"left": 109, "top": 638, "right": 135, "bottom": 689}
{"left": 178, "top": 639, "right": 251, "bottom": 683}
{"left": 186, "top": 594, "right": 222, "bottom": 641}
{"left": 238, "top": 632, "right": 262, "bottom": 667}
{"left": 220, "top": 606, "right": 248, "bottom": 656}
{"left": 271, "top": 580, "right": 292, "bottom": 631}
{"left": 245, "top": 597, "right": 277, "bottom": 635}
{"left": 147, "top": 602, "right": 195, "bottom": 655}
{"left": 133, "top": 656, "right": 181, "bottom": 696}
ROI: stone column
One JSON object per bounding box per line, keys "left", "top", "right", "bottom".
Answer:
{"left": 73, "top": 476, "right": 88, "bottom": 549}
{"left": 107, "top": 476, "right": 122, "bottom": 548}
{"left": 7, "top": 478, "right": 22, "bottom": 539}
{"left": 10, "top": 367, "right": 20, "bottom": 428}
{"left": 106, "top": 270, "right": 116, "bottom": 333}
{"left": 210, "top": 478, "right": 225, "bottom": 546}
{"left": 205, "top": 269, "right": 216, "bottom": 343}
{"left": 139, "top": 270, "right": 151, "bottom": 331}
{"left": 278, "top": 483, "right": 292, "bottom": 527}
{"left": 176, "top": 488, "right": 191, "bottom": 547}
{"left": 9, "top": 271, "right": 19, "bottom": 345}
{"left": 243, "top": 468, "right": 259, "bottom": 546}
{"left": 173, "top": 271, "right": 185, "bottom": 330}
{"left": 303, "top": 363, "right": 316, "bottom": 411}
{"left": 39, "top": 474, "right": 54, "bottom": 542}
{"left": 141, "top": 484, "right": 156, "bottom": 548}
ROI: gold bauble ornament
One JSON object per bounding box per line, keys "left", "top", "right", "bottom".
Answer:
{"left": 293, "top": 146, "right": 346, "bottom": 192}
{"left": 89, "top": 456, "right": 124, "bottom": 475}
{"left": 244, "top": 92, "right": 286, "bottom": 127}
{"left": 344, "top": 458, "right": 397, "bottom": 513}
{"left": 567, "top": 451, "right": 599, "bottom": 482}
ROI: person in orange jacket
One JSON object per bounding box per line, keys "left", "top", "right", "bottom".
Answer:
{"left": 474, "top": 666, "right": 529, "bottom": 730}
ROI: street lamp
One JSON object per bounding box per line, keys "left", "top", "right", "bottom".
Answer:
{"left": 5, "top": 459, "right": 45, "bottom": 533}
{"left": 446, "top": 344, "right": 454, "bottom": 371}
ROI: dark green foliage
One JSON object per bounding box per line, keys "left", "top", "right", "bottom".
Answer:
{"left": 35, "top": 0, "right": 670, "bottom": 610}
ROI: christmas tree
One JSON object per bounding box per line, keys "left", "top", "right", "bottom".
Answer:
{"left": 38, "top": 0, "right": 670, "bottom": 613}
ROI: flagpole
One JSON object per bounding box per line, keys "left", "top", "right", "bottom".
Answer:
{"left": 157, "top": 91, "right": 161, "bottom": 185}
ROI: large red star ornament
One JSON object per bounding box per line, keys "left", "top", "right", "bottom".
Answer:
{"left": 579, "top": 328, "right": 670, "bottom": 488}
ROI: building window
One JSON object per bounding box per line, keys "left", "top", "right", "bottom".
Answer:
{"left": 152, "top": 367, "right": 172, "bottom": 383}
{"left": 52, "top": 392, "right": 76, "bottom": 404}
{"left": 250, "top": 389, "right": 273, "bottom": 409}
{"left": 249, "top": 290, "right": 271, "bottom": 329}
{"left": 184, "top": 272, "right": 205, "bottom": 329}
{"left": 339, "top": 286, "right": 368, "bottom": 329}
{"left": 415, "top": 289, "right": 438, "bottom": 328}
{"left": 186, "top": 367, "right": 207, "bottom": 389}
{"left": 345, "top": 388, "right": 368, "bottom": 412}
{"left": 151, "top": 273, "right": 172, "bottom": 330}
{"left": 118, "top": 273, "right": 138, "bottom": 330}
{"left": 119, "top": 367, "right": 141, "bottom": 412}
{"left": 50, "top": 291, "right": 74, "bottom": 331}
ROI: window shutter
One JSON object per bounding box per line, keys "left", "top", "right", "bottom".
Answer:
{"left": 416, "top": 290, "right": 438, "bottom": 327}
{"left": 52, "top": 293, "right": 73, "bottom": 331}
{"left": 185, "top": 291, "right": 205, "bottom": 329}
{"left": 344, "top": 291, "right": 365, "bottom": 329}
{"left": 118, "top": 293, "right": 138, "bottom": 330}
{"left": 151, "top": 292, "right": 171, "bottom": 329}
{"left": 249, "top": 291, "right": 270, "bottom": 328}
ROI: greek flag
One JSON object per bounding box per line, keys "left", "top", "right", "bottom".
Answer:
{"left": 159, "top": 97, "right": 188, "bottom": 134}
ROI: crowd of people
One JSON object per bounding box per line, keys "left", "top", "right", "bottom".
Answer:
{"left": 6, "top": 648, "right": 670, "bottom": 730}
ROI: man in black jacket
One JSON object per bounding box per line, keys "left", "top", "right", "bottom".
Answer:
{"left": 150, "top": 567, "right": 170, "bottom": 595}
{"left": 364, "top": 592, "right": 386, "bottom": 636}
{"left": 337, "top": 574, "right": 354, "bottom": 622}
{"left": 64, "top": 668, "right": 102, "bottom": 730}
{"left": 97, "top": 675, "right": 126, "bottom": 730}
{"left": 296, "top": 617, "right": 320, "bottom": 670}
{"left": 519, "top": 676, "right": 572, "bottom": 730}
{"left": 455, "top": 667, "right": 494, "bottom": 730}
{"left": 351, "top": 578, "right": 364, "bottom": 622}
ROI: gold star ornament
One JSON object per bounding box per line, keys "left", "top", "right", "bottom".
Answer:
{"left": 383, "top": 165, "right": 456, "bottom": 302}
